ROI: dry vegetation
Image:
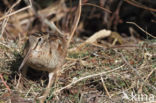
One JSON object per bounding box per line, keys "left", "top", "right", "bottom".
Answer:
{"left": 0, "top": 0, "right": 156, "bottom": 103}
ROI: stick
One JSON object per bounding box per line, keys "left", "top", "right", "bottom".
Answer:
{"left": 67, "top": 0, "right": 82, "bottom": 48}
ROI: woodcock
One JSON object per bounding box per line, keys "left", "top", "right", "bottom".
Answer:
{"left": 19, "top": 32, "right": 67, "bottom": 102}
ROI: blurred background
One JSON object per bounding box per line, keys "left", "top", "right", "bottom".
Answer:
{"left": 0, "top": 0, "right": 155, "bottom": 44}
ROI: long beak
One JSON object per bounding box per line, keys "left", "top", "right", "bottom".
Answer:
{"left": 18, "top": 49, "right": 32, "bottom": 72}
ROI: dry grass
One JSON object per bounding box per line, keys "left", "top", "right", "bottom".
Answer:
{"left": 0, "top": 39, "right": 155, "bottom": 102}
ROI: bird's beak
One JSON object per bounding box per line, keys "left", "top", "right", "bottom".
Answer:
{"left": 18, "top": 48, "right": 32, "bottom": 72}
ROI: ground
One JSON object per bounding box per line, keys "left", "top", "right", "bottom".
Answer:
{"left": 0, "top": 39, "right": 155, "bottom": 103}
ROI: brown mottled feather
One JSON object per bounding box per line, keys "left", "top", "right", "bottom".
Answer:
{"left": 20, "top": 32, "right": 67, "bottom": 102}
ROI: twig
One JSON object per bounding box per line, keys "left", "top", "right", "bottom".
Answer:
{"left": 138, "top": 68, "right": 156, "bottom": 93}
{"left": 127, "top": 22, "right": 156, "bottom": 39}
{"left": 16, "top": 73, "right": 22, "bottom": 89}
{"left": 119, "top": 52, "right": 140, "bottom": 77}
{"left": 28, "top": 0, "right": 64, "bottom": 35}
{"left": 0, "top": 74, "right": 11, "bottom": 92}
{"left": 0, "top": 5, "right": 31, "bottom": 21}
{"left": 100, "top": 76, "right": 111, "bottom": 98}
{"left": 67, "top": 0, "right": 82, "bottom": 48}
{"left": 55, "top": 65, "right": 124, "bottom": 93}
{"left": 44, "top": 19, "right": 64, "bottom": 35}
{"left": 82, "top": 3, "right": 111, "bottom": 13}
{"left": 144, "top": 68, "right": 156, "bottom": 82}
{"left": 0, "top": 0, "right": 22, "bottom": 38}
{"left": 25, "top": 86, "right": 33, "bottom": 97}
{"left": 28, "top": 0, "right": 33, "bottom": 6}
{"left": 124, "top": 0, "right": 156, "bottom": 12}
{"left": 0, "top": 41, "right": 14, "bottom": 52}
{"left": 108, "top": 0, "right": 123, "bottom": 29}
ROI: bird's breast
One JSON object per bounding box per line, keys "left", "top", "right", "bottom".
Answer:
{"left": 27, "top": 49, "right": 59, "bottom": 72}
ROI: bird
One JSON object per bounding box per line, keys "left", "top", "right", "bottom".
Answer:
{"left": 18, "top": 32, "right": 67, "bottom": 102}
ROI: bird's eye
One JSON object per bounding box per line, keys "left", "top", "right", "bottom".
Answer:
{"left": 38, "top": 38, "right": 42, "bottom": 42}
